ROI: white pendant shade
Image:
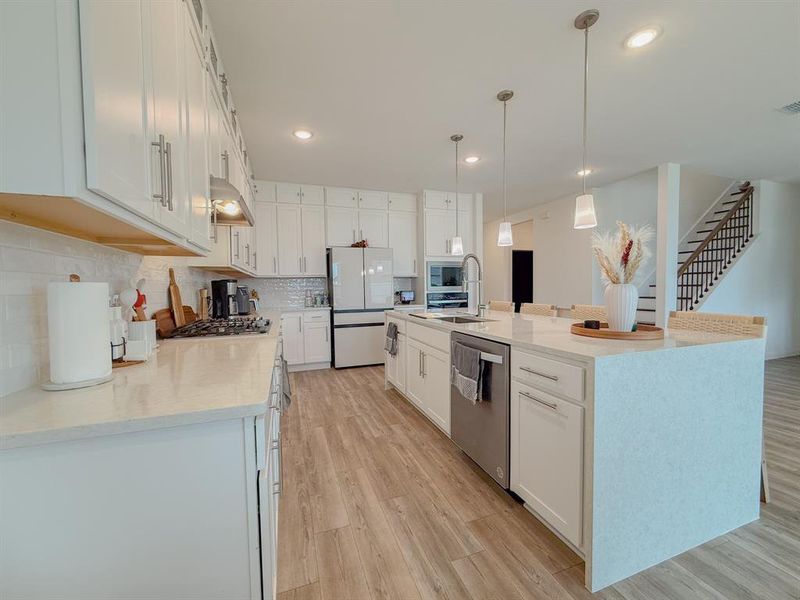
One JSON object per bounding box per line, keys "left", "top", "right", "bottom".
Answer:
{"left": 573, "top": 194, "right": 597, "bottom": 229}
{"left": 450, "top": 236, "right": 464, "bottom": 256}
{"left": 497, "top": 221, "right": 513, "bottom": 246}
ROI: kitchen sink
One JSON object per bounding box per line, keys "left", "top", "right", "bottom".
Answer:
{"left": 434, "top": 315, "right": 496, "bottom": 324}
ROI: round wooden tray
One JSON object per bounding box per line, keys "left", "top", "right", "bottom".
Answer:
{"left": 570, "top": 322, "right": 664, "bottom": 340}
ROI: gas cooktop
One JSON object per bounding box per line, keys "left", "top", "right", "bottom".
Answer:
{"left": 170, "top": 317, "right": 271, "bottom": 338}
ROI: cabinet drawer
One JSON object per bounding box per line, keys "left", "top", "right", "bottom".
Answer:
{"left": 511, "top": 350, "right": 584, "bottom": 402}
{"left": 407, "top": 322, "right": 449, "bottom": 353}
{"left": 386, "top": 315, "right": 406, "bottom": 335}
{"left": 303, "top": 310, "right": 329, "bottom": 323}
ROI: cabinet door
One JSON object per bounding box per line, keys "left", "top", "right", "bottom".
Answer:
{"left": 325, "top": 187, "right": 358, "bottom": 208}
{"left": 277, "top": 204, "right": 303, "bottom": 276}
{"left": 281, "top": 313, "right": 305, "bottom": 365}
{"left": 206, "top": 83, "right": 224, "bottom": 180}
{"left": 358, "top": 209, "right": 388, "bottom": 247}
{"left": 183, "top": 15, "right": 210, "bottom": 250}
{"left": 457, "top": 209, "right": 473, "bottom": 255}
{"left": 424, "top": 190, "right": 450, "bottom": 210}
{"left": 326, "top": 207, "right": 358, "bottom": 247}
{"left": 230, "top": 226, "right": 245, "bottom": 269}
{"left": 255, "top": 202, "right": 278, "bottom": 276}
{"left": 388, "top": 193, "right": 417, "bottom": 212}
{"left": 389, "top": 211, "right": 418, "bottom": 276}
{"left": 424, "top": 209, "right": 455, "bottom": 256}
{"left": 358, "top": 190, "right": 388, "bottom": 210}
{"left": 79, "top": 0, "right": 153, "bottom": 219}
{"left": 386, "top": 333, "right": 406, "bottom": 393}
{"left": 148, "top": 0, "right": 187, "bottom": 237}
{"left": 276, "top": 182, "right": 302, "bottom": 204}
{"left": 243, "top": 227, "right": 255, "bottom": 274}
{"left": 303, "top": 322, "right": 331, "bottom": 363}
{"left": 405, "top": 339, "right": 425, "bottom": 409}
{"left": 300, "top": 185, "right": 324, "bottom": 205}
{"left": 422, "top": 345, "right": 450, "bottom": 435}
{"left": 510, "top": 381, "right": 584, "bottom": 547}
{"left": 301, "top": 205, "right": 326, "bottom": 276}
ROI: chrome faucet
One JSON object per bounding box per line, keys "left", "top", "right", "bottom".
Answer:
{"left": 460, "top": 253, "right": 484, "bottom": 316}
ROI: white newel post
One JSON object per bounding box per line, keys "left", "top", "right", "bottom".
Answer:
{"left": 656, "top": 163, "right": 680, "bottom": 328}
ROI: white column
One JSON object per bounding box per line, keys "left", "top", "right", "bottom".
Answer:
{"left": 656, "top": 163, "right": 680, "bottom": 327}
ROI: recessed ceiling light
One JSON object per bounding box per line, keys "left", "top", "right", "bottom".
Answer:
{"left": 464, "top": 155, "right": 480, "bottom": 164}
{"left": 625, "top": 27, "right": 660, "bottom": 49}
{"left": 577, "top": 168, "right": 593, "bottom": 177}
{"left": 293, "top": 129, "right": 313, "bottom": 140}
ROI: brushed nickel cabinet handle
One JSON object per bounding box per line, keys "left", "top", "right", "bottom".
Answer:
{"left": 151, "top": 134, "right": 167, "bottom": 206}
{"left": 304, "top": 256, "right": 307, "bottom": 272}
{"left": 520, "top": 366, "right": 559, "bottom": 382}
{"left": 273, "top": 256, "right": 277, "bottom": 272}
{"left": 165, "top": 141, "right": 174, "bottom": 211}
{"left": 253, "top": 251, "right": 257, "bottom": 270}
{"left": 519, "top": 390, "right": 558, "bottom": 411}
{"left": 234, "top": 231, "right": 240, "bottom": 258}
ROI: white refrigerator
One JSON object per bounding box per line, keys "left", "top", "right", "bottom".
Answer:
{"left": 328, "top": 247, "right": 394, "bottom": 368}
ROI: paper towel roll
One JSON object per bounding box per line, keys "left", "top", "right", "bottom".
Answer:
{"left": 45, "top": 282, "right": 112, "bottom": 389}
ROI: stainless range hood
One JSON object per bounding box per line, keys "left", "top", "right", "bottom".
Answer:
{"left": 210, "top": 176, "right": 254, "bottom": 226}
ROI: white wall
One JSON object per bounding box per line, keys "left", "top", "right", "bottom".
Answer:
{"left": 679, "top": 167, "right": 733, "bottom": 239}
{"left": 700, "top": 181, "right": 800, "bottom": 359}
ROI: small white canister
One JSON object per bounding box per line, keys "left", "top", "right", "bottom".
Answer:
{"left": 43, "top": 281, "right": 113, "bottom": 391}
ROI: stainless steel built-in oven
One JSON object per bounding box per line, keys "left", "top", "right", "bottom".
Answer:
{"left": 427, "top": 261, "right": 463, "bottom": 292}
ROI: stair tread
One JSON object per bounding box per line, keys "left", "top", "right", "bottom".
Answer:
{"left": 638, "top": 321, "right": 656, "bottom": 326}
{"left": 639, "top": 296, "right": 655, "bottom": 300}
{"left": 637, "top": 308, "right": 656, "bottom": 312}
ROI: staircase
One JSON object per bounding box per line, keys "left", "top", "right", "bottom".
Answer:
{"left": 639, "top": 182, "right": 756, "bottom": 325}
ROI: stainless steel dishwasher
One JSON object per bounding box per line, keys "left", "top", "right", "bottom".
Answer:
{"left": 450, "top": 332, "right": 511, "bottom": 489}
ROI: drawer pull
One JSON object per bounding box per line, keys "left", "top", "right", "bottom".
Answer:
{"left": 519, "top": 390, "right": 557, "bottom": 410}
{"left": 520, "top": 366, "right": 559, "bottom": 382}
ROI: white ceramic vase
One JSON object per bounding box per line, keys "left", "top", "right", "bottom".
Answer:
{"left": 604, "top": 283, "right": 638, "bottom": 332}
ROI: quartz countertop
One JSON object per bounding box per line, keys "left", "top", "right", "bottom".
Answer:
{"left": 0, "top": 327, "right": 280, "bottom": 450}
{"left": 387, "top": 309, "right": 761, "bottom": 361}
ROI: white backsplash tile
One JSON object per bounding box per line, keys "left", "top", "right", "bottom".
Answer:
{"left": 0, "top": 221, "right": 213, "bottom": 397}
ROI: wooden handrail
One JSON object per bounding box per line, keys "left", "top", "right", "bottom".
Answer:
{"left": 677, "top": 185, "right": 754, "bottom": 278}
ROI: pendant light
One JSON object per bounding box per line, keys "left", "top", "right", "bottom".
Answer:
{"left": 497, "top": 90, "right": 514, "bottom": 246}
{"left": 573, "top": 9, "right": 599, "bottom": 230}
{"left": 449, "top": 134, "right": 464, "bottom": 256}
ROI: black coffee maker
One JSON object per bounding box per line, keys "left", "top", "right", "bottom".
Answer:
{"left": 211, "top": 279, "right": 238, "bottom": 318}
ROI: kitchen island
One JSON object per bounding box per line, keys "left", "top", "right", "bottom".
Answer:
{"left": 384, "top": 309, "right": 767, "bottom": 592}
{"left": 0, "top": 324, "right": 285, "bottom": 600}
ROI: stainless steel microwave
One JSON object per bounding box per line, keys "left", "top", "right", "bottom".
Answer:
{"left": 426, "top": 261, "right": 463, "bottom": 292}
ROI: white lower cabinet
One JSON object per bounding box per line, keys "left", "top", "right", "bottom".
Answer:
{"left": 281, "top": 311, "right": 330, "bottom": 369}
{"left": 385, "top": 333, "right": 406, "bottom": 393}
{"left": 510, "top": 378, "right": 584, "bottom": 548}
{"left": 404, "top": 337, "right": 450, "bottom": 435}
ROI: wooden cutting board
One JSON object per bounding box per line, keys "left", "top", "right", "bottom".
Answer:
{"left": 168, "top": 268, "right": 185, "bottom": 328}
{"left": 182, "top": 305, "right": 198, "bottom": 325}
{"left": 153, "top": 308, "right": 176, "bottom": 339}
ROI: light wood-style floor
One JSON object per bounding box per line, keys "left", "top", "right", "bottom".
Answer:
{"left": 277, "top": 356, "right": 800, "bottom": 600}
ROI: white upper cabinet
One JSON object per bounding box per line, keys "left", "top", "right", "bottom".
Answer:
{"left": 300, "top": 185, "right": 324, "bottom": 205}
{"left": 423, "top": 190, "right": 450, "bottom": 210}
{"left": 276, "top": 204, "right": 303, "bottom": 276}
{"left": 358, "top": 209, "right": 388, "bottom": 247}
{"left": 254, "top": 202, "right": 278, "bottom": 276}
{"left": 389, "top": 211, "right": 418, "bottom": 276}
{"left": 276, "top": 182, "right": 300, "bottom": 204}
{"left": 276, "top": 182, "right": 323, "bottom": 205}
{"left": 457, "top": 208, "right": 474, "bottom": 256}
{"left": 79, "top": 0, "right": 153, "bottom": 219}
{"left": 388, "top": 192, "right": 417, "bottom": 212}
{"left": 182, "top": 7, "right": 210, "bottom": 250}
{"left": 326, "top": 206, "right": 358, "bottom": 247}
{"left": 254, "top": 181, "right": 277, "bottom": 203}
{"left": 325, "top": 187, "right": 358, "bottom": 208}
{"left": 424, "top": 208, "right": 456, "bottom": 257}
{"left": 358, "top": 190, "right": 388, "bottom": 210}
{"left": 300, "top": 205, "right": 327, "bottom": 276}
{"left": 146, "top": 0, "right": 187, "bottom": 237}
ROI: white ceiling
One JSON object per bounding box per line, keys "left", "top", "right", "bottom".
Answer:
{"left": 207, "top": 0, "right": 800, "bottom": 221}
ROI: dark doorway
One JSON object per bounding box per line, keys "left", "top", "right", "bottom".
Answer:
{"left": 512, "top": 250, "right": 533, "bottom": 312}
